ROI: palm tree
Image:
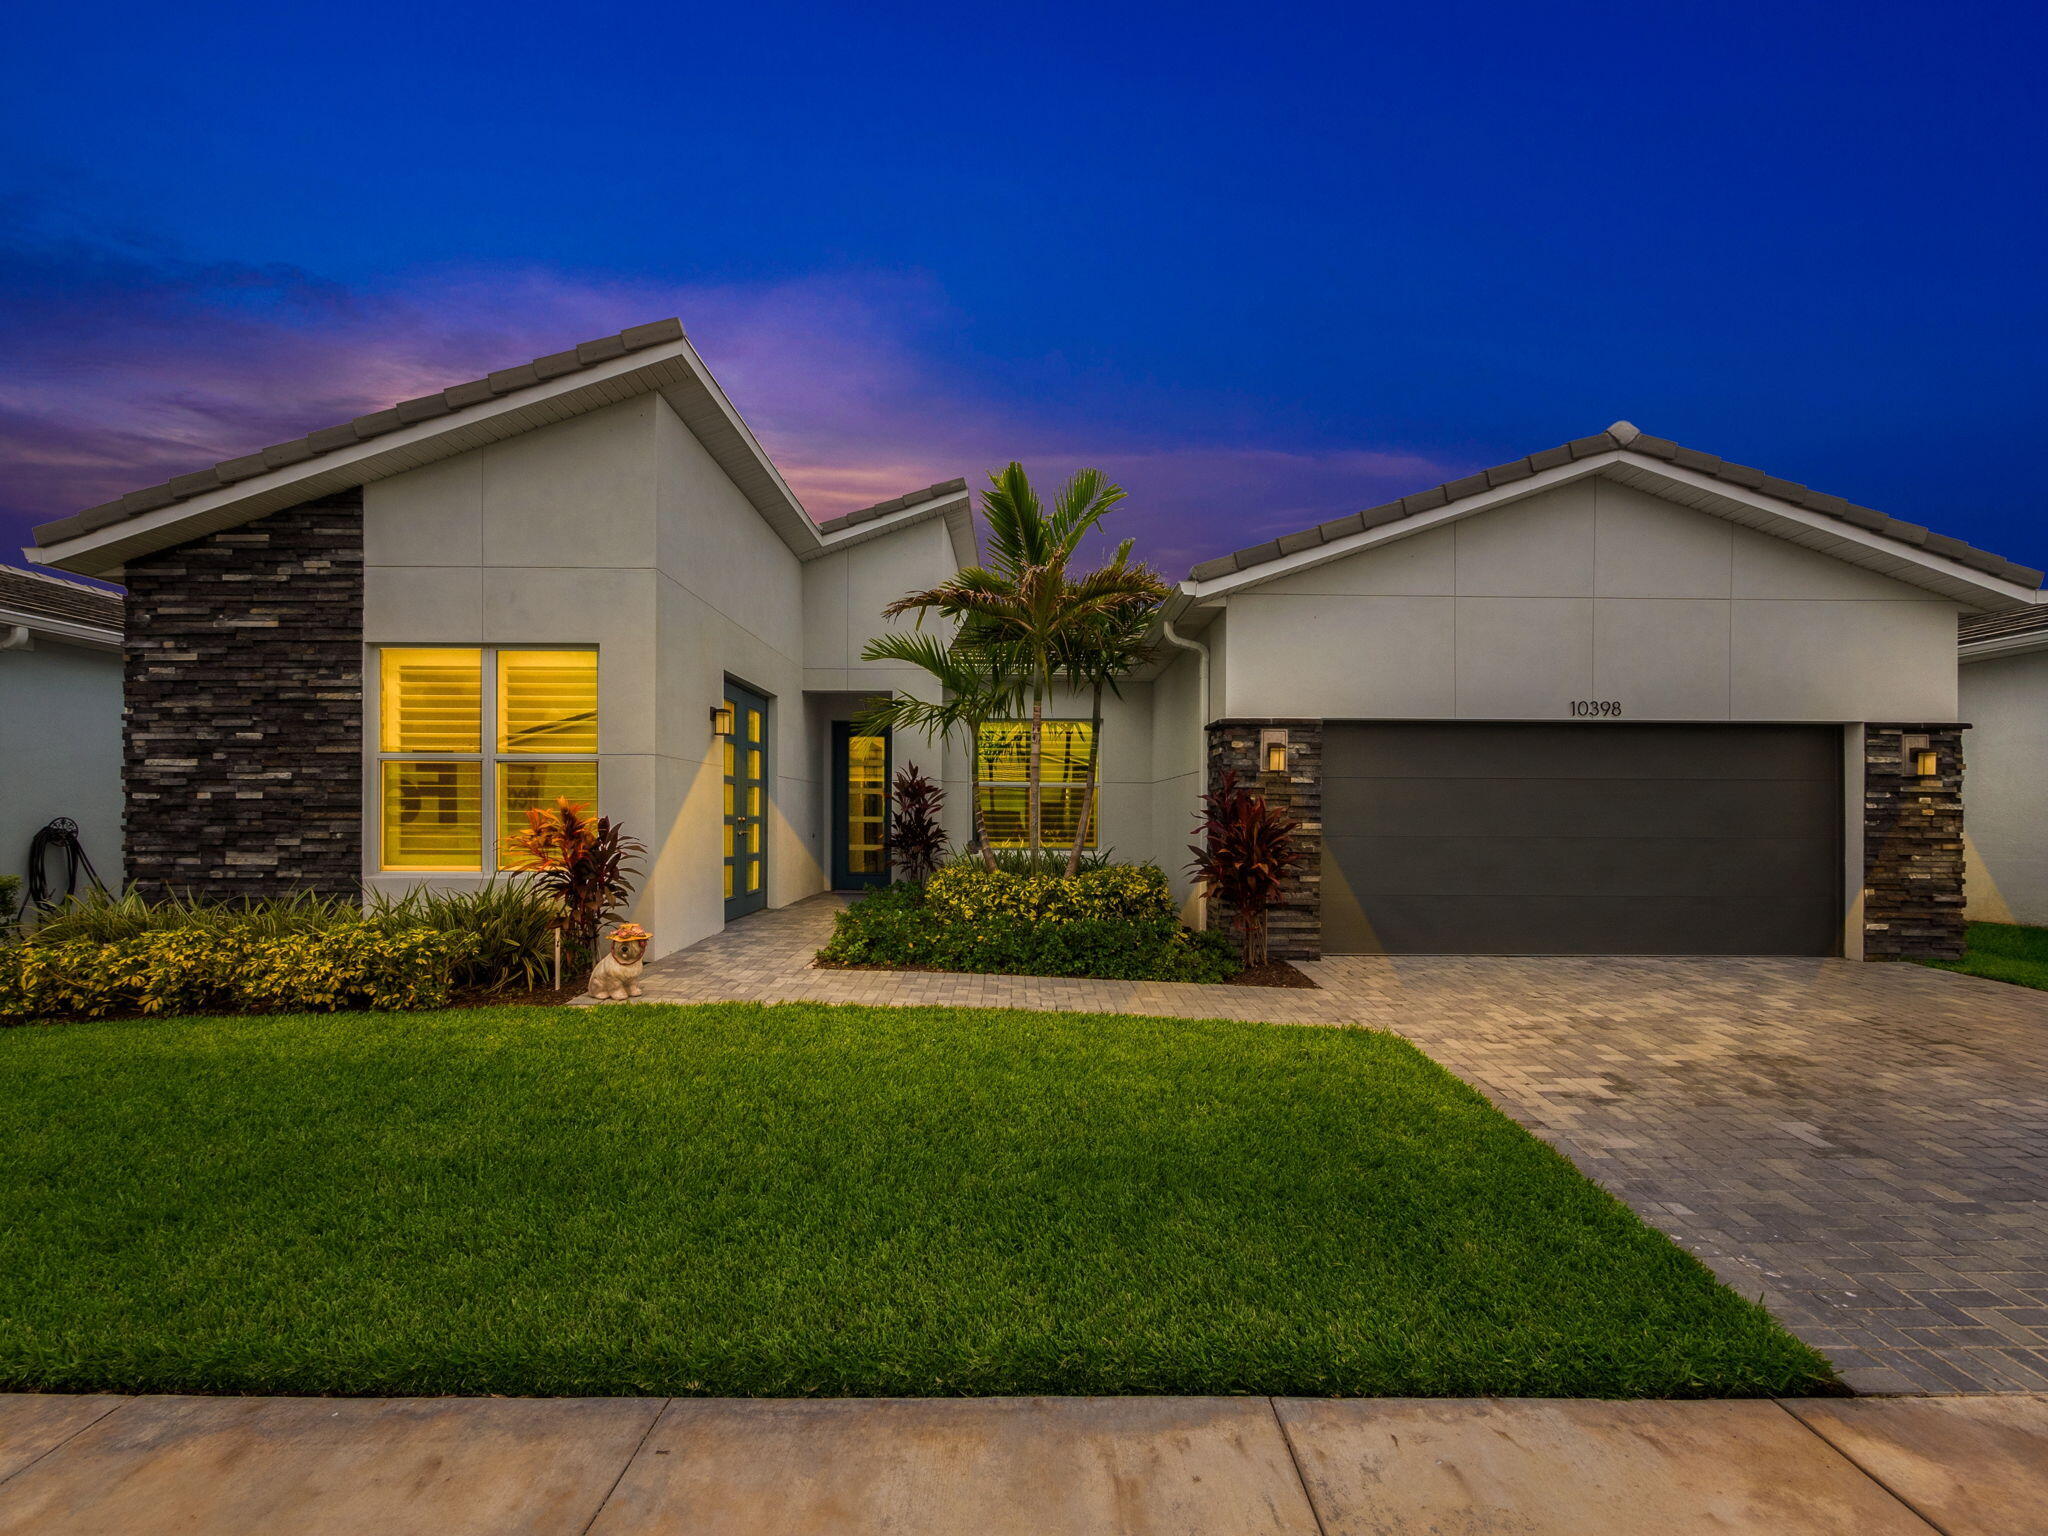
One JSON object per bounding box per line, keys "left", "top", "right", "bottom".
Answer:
{"left": 854, "top": 631, "right": 1021, "bottom": 872}
{"left": 882, "top": 464, "right": 1165, "bottom": 858}
{"left": 1055, "top": 551, "right": 1165, "bottom": 876}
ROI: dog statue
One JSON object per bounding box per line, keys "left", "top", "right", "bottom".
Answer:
{"left": 587, "top": 923, "right": 652, "bottom": 1001}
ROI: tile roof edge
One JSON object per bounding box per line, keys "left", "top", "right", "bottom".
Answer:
{"left": 1187, "top": 425, "right": 2041, "bottom": 592}
{"left": 32, "top": 319, "right": 689, "bottom": 548}
{"left": 812, "top": 478, "right": 971, "bottom": 534}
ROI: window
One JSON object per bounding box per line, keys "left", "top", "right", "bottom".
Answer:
{"left": 377, "top": 647, "right": 599, "bottom": 872}
{"left": 975, "top": 720, "right": 1096, "bottom": 848}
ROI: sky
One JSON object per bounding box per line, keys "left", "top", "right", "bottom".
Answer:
{"left": 4, "top": 0, "right": 2045, "bottom": 586}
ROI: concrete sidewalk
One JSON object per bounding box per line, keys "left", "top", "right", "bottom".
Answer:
{"left": 3, "top": 1393, "right": 2044, "bottom": 1535}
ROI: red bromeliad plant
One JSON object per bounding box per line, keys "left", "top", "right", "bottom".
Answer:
{"left": 508, "top": 798, "right": 646, "bottom": 966}
{"left": 1186, "top": 772, "right": 1308, "bottom": 968}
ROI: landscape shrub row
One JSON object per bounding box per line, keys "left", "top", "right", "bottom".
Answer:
{"left": 21, "top": 882, "right": 566, "bottom": 994}
{"left": 819, "top": 864, "right": 1238, "bottom": 982}
{"left": 0, "top": 925, "right": 474, "bottom": 1022}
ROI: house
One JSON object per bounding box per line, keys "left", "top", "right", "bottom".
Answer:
{"left": 24, "top": 319, "right": 2046, "bottom": 962}
{"left": 1958, "top": 607, "right": 2048, "bottom": 925}
{"left": 0, "top": 565, "right": 124, "bottom": 902}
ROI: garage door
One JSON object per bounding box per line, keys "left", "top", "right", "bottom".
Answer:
{"left": 1321, "top": 723, "right": 1843, "bottom": 955}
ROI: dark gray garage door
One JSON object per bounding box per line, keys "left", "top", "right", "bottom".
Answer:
{"left": 1321, "top": 723, "right": 1843, "bottom": 955}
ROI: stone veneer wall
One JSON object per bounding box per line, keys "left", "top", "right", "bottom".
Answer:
{"left": 122, "top": 492, "right": 364, "bottom": 898}
{"left": 1204, "top": 719, "right": 1324, "bottom": 960}
{"left": 1862, "top": 723, "right": 1967, "bottom": 961}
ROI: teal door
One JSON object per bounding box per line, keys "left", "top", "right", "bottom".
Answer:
{"left": 722, "top": 681, "right": 768, "bottom": 919}
{"left": 832, "top": 723, "right": 891, "bottom": 890}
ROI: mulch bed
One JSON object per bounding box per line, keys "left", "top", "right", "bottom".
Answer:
{"left": 1225, "top": 960, "right": 1318, "bottom": 989}
{"left": 447, "top": 982, "right": 585, "bottom": 1009}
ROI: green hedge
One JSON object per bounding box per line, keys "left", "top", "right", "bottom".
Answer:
{"left": 818, "top": 864, "right": 1238, "bottom": 983}
{"left": 0, "top": 925, "right": 475, "bottom": 1023}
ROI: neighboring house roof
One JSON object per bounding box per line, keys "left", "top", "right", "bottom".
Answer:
{"left": 0, "top": 564, "right": 123, "bottom": 650}
{"left": 1959, "top": 604, "right": 2048, "bottom": 660}
{"left": 1182, "top": 421, "right": 2043, "bottom": 609}
{"left": 26, "top": 319, "right": 973, "bottom": 578}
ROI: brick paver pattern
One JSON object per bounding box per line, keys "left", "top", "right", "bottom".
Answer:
{"left": 594, "top": 895, "right": 2048, "bottom": 1395}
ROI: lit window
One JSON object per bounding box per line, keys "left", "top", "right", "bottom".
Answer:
{"left": 377, "top": 647, "right": 599, "bottom": 872}
{"left": 974, "top": 720, "right": 1096, "bottom": 848}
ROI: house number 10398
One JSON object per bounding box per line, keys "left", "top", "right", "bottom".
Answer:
{"left": 1569, "top": 700, "right": 1623, "bottom": 717}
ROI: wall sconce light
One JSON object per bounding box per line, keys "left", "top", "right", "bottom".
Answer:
{"left": 1260, "top": 727, "right": 1290, "bottom": 775}
{"left": 1902, "top": 733, "right": 1937, "bottom": 779}
{"left": 709, "top": 703, "right": 735, "bottom": 737}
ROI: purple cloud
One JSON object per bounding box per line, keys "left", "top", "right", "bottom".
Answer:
{"left": 0, "top": 211, "right": 1467, "bottom": 582}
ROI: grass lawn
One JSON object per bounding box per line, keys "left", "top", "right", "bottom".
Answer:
{"left": 1921, "top": 920, "right": 2048, "bottom": 991}
{"left": 0, "top": 1003, "right": 1833, "bottom": 1399}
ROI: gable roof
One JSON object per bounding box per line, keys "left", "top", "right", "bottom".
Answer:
{"left": 1959, "top": 604, "right": 2048, "bottom": 659}
{"left": 26, "top": 319, "right": 972, "bottom": 578}
{"left": 0, "top": 564, "right": 123, "bottom": 648}
{"left": 1185, "top": 421, "right": 2043, "bottom": 608}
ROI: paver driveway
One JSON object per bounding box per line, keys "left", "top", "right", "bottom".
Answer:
{"left": 605, "top": 896, "right": 2048, "bottom": 1394}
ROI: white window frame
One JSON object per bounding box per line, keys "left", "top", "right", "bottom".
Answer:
{"left": 371, "top": 644, "right": 600, "bottom": 874}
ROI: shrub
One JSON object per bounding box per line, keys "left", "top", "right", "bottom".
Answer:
{"left": 1187, "top": 772, "right": 1308, "bottom": 968}
{"left": 366, "top": 881, "right": 565, "bottom": 992}
{"left": 0, "top": 924, "right": 474, "bottom": 1023}
{"left": 508, "top": 799, "right": 645, "bottom": 958}
{"left": 886, "top": 763, "right": 949, "bottom": 883}
{"left": 24, "top": 883, "right": 562, "bottom": 994}
{"left": 819, "top": 863, "right": 1237, "bottom": 982}
{"left": 0, "top": 874, "right": 19, "bottom": 927}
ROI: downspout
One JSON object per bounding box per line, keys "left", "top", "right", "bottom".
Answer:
{"left": 0, "top": 625, "right": 31, "bottom": 651}
{"left": 1159, "top": 606, "right": 1211, "bottom": 929}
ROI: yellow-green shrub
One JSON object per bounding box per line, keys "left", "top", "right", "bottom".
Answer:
{"left": 0, "top": 924, "right": 474, "bottom": 1023}
{"left": 819, "top": 864, "right": 1239, "bottom": 982}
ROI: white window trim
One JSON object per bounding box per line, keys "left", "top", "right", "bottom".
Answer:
{"left": 369, "top": 644, "right": 600, "bottom": 875}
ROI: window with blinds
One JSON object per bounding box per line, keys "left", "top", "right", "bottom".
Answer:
{"left": 377, "top": 647, "right": 599, "bottom": 872}
{"left": 380, "top": 648, "right": 481, "bottom": 753}
{"left": 974, "top": 720, "right": 1096, "bottom": 848}
{"left": 498, "top": 650, "right": 598, "bottom": 753}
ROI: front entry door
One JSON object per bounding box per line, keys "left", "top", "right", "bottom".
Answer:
{"left": 722, "top": 681, "right": 768, "bottom": 920}
{"left": 832, "top": 723, "right": 891, "bottom": 889}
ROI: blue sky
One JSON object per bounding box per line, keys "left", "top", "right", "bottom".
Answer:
{"left": 4, "top": 0, "right": 2044, "bottom": 578}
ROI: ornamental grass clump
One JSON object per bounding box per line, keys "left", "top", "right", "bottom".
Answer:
{"left": 819, "top": 863, "right": 1236, "bottom": 982}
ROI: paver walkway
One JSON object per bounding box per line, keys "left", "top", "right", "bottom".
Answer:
{"left": 600, "top": 896, "right": 2048, "bottom": 1394}
{"left": 3, "top": 1391, "right": 2045, "bottom": 1534}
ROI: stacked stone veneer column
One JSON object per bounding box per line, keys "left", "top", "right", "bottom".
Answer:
{"left": 1861, "top": 724, "right": 1967, "bottom": 961}
{"left": 1204, "top": 719, "right": 1324, "bottom": 960}
{"left": 122, "top": 492, "right": 365, "bottom": 899}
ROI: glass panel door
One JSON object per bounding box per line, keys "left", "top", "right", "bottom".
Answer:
{"left": 723, "top": 681, "right": 769, "bottom": 920}
{"left": 832, "top": 723, "right": 891, "bottom": 890}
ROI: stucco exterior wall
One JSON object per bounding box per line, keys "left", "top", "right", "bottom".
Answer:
{"left": 363, "top": 395, "right": 674, "bottom": 930}
{"left": 0, "top": 638, "right": 124, "bottom": 895}
{"left": 1218, "top": 477, "right": 1960, "bottom": 723}
{"left": 363, "top": 391, "right": 971, "bottom": 958}
{"left": 1960, "top": 648, "right": 2048, "bottom": 924}
{"left": 801, "top": 517, "right": 967, "bottom": 850}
